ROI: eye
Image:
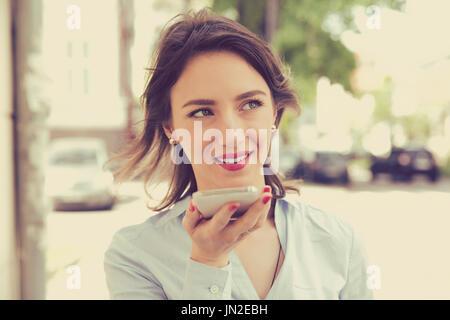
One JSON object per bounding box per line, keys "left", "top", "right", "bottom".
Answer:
{"left": 242, "top": 99, "right": 264, "bottom": 111}
{"left": 188, "top": 108, "right": 213, "bottom": 118}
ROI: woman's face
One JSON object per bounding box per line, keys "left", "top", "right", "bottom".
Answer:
{"left": 165, "top": 50, "right": 277, "bottom": 191}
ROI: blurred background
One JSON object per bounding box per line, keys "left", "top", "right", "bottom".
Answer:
{"left": 1, "top": 0, "right": 449, "bottom": 300}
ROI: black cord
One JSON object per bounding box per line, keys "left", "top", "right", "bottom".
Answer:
{"left": 270, "top": 197, "right": 281, "bottom": 287}
{"left": 271, "top": 242, "right": 282, "bottom": 287}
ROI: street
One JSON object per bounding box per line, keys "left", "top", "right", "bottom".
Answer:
{"left": 45, "top": 177, "right": 450, "bottom": 299}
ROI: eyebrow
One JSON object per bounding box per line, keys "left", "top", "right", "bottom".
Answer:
{"left": 181, "top": 90, "right": 266, "bottom": 108}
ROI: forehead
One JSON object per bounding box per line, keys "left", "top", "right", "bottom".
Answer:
{"left": 170, "top": 51, "right": 270, "bottom": 105}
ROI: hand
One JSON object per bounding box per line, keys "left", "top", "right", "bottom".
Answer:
{"left": 182, "top": 185, "right": 273, "bottom": 268}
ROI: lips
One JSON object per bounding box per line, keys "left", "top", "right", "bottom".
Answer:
{"left": 214, "top": 151, "right": 252, "bottom": 163}
{"left": 214, "top": 151, "right": 254, "bottom": 171}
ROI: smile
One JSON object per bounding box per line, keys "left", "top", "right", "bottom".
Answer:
{"left": 214, "top": 151, "right": 253, "bottom": 164}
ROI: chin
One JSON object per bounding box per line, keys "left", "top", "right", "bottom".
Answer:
{"left": 219, "top": 167, "right": 262, "bottom": 180}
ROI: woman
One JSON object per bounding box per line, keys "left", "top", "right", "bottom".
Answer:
{"left": 104, "top": 7, "right": 373, "bottom": 300}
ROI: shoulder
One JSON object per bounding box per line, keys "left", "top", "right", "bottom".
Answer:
{"left": 104, "top": 220, "right": 151, "bottom": 259}
{"left": 104, "top": 200, "right": 189, "bottom": 262}
{"left": 106, "top": 193, "right": 187, "bottom": 247}
{"left": 280, "top": 192, "right": 355, "bottom": 246}
{"left": 106, "top": 209, "right": 172, "bottom": 248}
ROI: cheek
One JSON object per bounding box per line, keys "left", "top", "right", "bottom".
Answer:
{"left": 255, "top": 128, "right": 272, "bottom": 162}
{"left": 252, "top": 115, "right": 273, "bottom": 144}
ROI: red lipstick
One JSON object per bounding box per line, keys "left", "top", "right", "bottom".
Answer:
{"left": 214, "top": 151, "right": 253, "bottom": 171}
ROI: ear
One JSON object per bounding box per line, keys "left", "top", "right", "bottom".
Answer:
{"left": 162, "top": 121, "right": 173, "bottom": 140}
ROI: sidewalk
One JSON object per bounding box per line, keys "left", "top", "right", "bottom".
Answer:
{"left": 46, "top": 180, "right": 160, "bottom": 299}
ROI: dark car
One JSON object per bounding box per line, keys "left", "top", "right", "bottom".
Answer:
{"left": 370, "top": 147, "right": 440, "bottom": 182}
{"left": 289, "top": 151, "right": 350, "bottom": 184}
{"left": 287, "top": 159, "right": 313, "bottom": 181}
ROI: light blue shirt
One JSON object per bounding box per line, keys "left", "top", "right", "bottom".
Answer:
{"left": 104, "top": 191, "right": 374, "bottom": 300}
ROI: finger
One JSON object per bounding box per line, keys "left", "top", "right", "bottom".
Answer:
{"left": 253, "top": 188, "right": 273, "bottom": 229}
{"left": 234, "top": 185, "right": 271, "bottom": 232}
{"left": 246, "top": 194, "right": 272, "bottom": 232}
{"left": 242, "top": 185, "right": 272, "bottom": 230}
{"left": 182, "top": 199, "right": 202, "bottom": 235}
{"left": 248, "top": 185, "right": 272, "bottom": 228}
{"left": 209, "top": 201, "right": 240, "bottom": 232}
{"left": 225, "top": 191, "right": 272, "bottom": 240}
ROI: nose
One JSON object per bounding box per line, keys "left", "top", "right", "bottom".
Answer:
{"left": 216, "top": 108, "right": 247, "bottom": 152}
{"left": 218, "top": 107, "right": 241, "bottom": 129}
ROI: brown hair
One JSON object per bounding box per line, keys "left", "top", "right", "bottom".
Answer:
{"left": 106, "top": 7, "right": 302, "bottom": 212}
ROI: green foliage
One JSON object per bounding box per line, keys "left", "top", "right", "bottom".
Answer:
{"left": 213, "top": 0, "right": 266, "bottom": 36}
{"left": 371, "top": 77, "right": 394, "bottom": 123}
{"left": 212, "top": 0, "right": 405, "bottom": 106}
{"left": 442, "top": 157, "right": 450, "bottom": 176}
{"left": 398, "top": 115, "right": 431, "bottom": 141}
{"left": 211, "top": 0, "right": 406, "bottom": 145}
{"left": 370, "top": 77, "right": 431, "bottom": 142}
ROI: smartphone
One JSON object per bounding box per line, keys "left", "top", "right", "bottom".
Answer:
{"left": 192, "top": 186, "right": 260, "bottom": 219}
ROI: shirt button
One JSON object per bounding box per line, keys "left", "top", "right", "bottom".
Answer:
{"left": 209, "top": 285, "right": 219, "bottom": 294}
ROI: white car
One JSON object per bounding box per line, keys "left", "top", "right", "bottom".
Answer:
{"left": 44, "top": 138, "right": 117, "bottom": 211}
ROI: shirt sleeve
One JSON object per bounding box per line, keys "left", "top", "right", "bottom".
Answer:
{"left": 339, "top": 226, "right": 374, "bottom": 300}
{"left": 182, "top": 258, "right": 233, "bottom": 299}
{"left": 104, "top": 231, "right": 234, "bottom": 300}
{"left": 104, "top": 232, "right": 168, "bottom": 300}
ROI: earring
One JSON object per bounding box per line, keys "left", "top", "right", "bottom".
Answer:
{"left": 169, "top": 137, "right": 178, "bottom": 145}
{"left": 271, "top": 124, "right": 277, "bottom": 131}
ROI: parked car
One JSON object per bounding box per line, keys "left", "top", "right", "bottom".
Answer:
{"left": 311, "top": 151, "right": 350, "bottom": 184}
{"left": 280, "top": 148, "right": 302, "bottom": 177}
{"left": 287, "top": 158, "right": 311, "bottom": 180}
{"left": 44, "top": 137, "right": 117, "bottom": 211}
{"left": 370, "top": 147, "right": 440, "bottom": 182}
{"left": 289, "top": 151, "right": 350, "bottom": 184}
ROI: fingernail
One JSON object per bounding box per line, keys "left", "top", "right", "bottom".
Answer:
{"left": 229, "top": 204, "right": 240, "bottom": 211}
{"left": 262, "top": 195, "right": 272, "bottom": 205}
{"left": 189, "top": 200, "right": 195, "bottom": 212}
{"left": 263, "top": 186, "right": 271, "bottom": 193}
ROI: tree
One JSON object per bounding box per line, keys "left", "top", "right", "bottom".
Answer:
{"left": 213, "top": 0, "right": 405, "bottom": 105}
{"left": 212, "top": 0, "right": 405, "bottom": 144}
